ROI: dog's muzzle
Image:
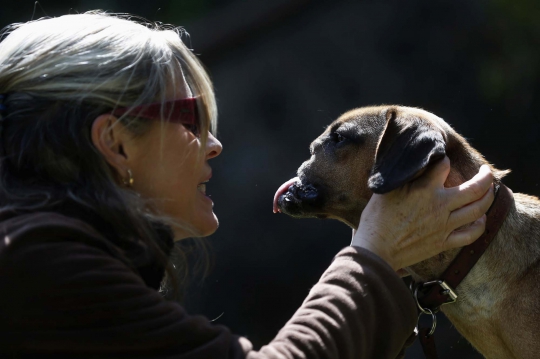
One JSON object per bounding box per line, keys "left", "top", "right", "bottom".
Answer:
{"left": 273, "top": 177, "right": 322, "bottom": 215}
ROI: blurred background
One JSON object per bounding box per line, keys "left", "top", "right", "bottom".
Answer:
{"left": 2, "top": 1, "right": 540, "bottom": 358}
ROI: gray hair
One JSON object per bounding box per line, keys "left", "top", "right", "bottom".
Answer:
{"left": 0, "top": 11, "right": 217, "bottom": 297}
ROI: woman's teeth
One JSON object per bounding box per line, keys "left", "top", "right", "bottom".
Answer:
{"left": 197, "top": 183, "right": 206, "bottom": 194}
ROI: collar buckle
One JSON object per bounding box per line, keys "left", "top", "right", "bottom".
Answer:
{"left": 414, "top": 280, "right": 458, "bottom": 314}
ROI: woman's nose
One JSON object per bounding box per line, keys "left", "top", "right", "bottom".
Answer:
{"left": 206, "top": 132, "right": 222, "bottom": 159}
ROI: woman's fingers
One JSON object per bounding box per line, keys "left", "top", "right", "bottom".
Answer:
{"left": 447, "top": 183, "right": 494, "bottom": 230}
{"left": 444, "top": 215, "right": 487, "bottom": 250}
{"left": 352, "top": 159, "right": 495, "bottom": 271}
{"left": 446, "top": 165, "right": 494, "bottom": 211}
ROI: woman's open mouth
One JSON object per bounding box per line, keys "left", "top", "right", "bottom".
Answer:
{"left": 197, "top": 181, "right": 207, "bottom": 195}
{"left": 197, "top": 180, "right": 213, "bottom": 206}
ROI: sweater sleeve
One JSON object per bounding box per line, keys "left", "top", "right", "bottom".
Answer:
{"left": 245, "top": 247, "right": 417, "bottom": 359}
{"left": 0, "top": 231, "right": 416, "bottom": 358}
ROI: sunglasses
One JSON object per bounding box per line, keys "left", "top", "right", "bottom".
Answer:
{"left": 110, "top": 97, "right": 200, "bottom": 137}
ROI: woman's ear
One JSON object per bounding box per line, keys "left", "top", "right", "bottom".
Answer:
{"left": 91, "top": 114, "right": 130, "bottom": 177}
{"left": 367, "top": 109, "right": 446, "bottom": 194}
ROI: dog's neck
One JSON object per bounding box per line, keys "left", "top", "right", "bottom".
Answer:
{"left": 408, "top": 175, "right": 517, "bottom": 358}
{"left": 405, "top": 130, "right": 509, "bottom": 279}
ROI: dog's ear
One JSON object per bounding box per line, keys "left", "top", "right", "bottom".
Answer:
{"left": 368, "top": 108, "right": 446, "bottom": 194}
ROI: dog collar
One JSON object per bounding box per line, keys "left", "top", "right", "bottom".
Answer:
{"left": 413, "top": 182, "right": 514, "bottom": 358}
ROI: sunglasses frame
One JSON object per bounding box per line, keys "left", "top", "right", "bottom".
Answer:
{"left": 110, "top": 97, "right": 200, "bottom": 137}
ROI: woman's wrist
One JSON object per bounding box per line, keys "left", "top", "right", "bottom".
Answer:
{"left": 350, "top": 230, "right": 397, "bottom": 271}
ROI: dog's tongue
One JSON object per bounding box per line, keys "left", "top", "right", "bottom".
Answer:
{"left": 273, "top": 177, "right": 299, "bottom": 213}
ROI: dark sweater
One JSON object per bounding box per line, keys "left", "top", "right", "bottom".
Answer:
{"left": 0, "top": 211, "right": 417, "bottom": 358}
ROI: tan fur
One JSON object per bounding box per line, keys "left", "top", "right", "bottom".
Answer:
{"left": 288, "top": 106, "right": 540, "bottom": 359}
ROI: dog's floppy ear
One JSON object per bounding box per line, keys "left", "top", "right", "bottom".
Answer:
{"left": 368, "top": 108, "right": 446, "bottom": 194}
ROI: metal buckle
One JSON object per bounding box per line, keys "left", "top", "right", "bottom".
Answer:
{"left": 414, "top": 280, "right": 458, "bottom": 308}
{"left": 426, "top": 280, "right": 458, "bottom": 304}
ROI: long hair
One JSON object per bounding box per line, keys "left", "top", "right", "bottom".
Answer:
{"left": 0, "top": 11, "right": 216, "bottom": 299}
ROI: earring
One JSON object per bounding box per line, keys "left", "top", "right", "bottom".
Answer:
{"left": 123, "top": 169, "right": 134, "bottom": 187}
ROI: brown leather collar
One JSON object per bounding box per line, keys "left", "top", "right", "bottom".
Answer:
{"left": 414, "top": 183, "right": 514, "bottom": 359}
{"left": 416, "top": 183, "right": 514, "bottom": 311}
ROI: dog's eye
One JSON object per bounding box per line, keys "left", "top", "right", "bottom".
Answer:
{"left": 331, "top": 132, "right": 346, "bottom": 143}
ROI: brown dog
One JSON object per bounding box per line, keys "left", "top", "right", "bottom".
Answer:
{"left": 273, "top": 106, "right": 540, "bottom": 359}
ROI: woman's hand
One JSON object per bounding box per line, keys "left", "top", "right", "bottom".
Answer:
{"left": 351, "top": 157, "right": 494, "bottom": 272}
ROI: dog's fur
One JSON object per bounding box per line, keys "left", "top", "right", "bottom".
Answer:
{"left": 277, "top": 106, "right": 540, "bottom": 359}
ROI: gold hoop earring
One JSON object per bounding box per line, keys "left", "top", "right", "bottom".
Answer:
{"left": 123, "top": 169, "right": 134, "bottom": 187}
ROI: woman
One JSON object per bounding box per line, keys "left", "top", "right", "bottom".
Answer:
{"left": 0, "top": 12, "right": 493, "bottom": 358}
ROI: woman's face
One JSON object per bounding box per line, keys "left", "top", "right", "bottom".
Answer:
{"left": 124, "top": 82, "right": 222, "bottom": 239}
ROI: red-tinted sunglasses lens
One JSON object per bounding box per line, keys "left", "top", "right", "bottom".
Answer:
{"left": 111, "top": 98, "right": 200, "bottom": 137}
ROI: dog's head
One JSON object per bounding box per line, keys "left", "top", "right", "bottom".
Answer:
{"left": 274, "top": 106, "right": 506, "bottom": 228}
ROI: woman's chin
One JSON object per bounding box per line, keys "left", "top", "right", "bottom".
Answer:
{"left": 199, "top": 214, "right": 219, "bottom": 236}
{"left": 173, "top": 212, "right": 219, "bottom": 240}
